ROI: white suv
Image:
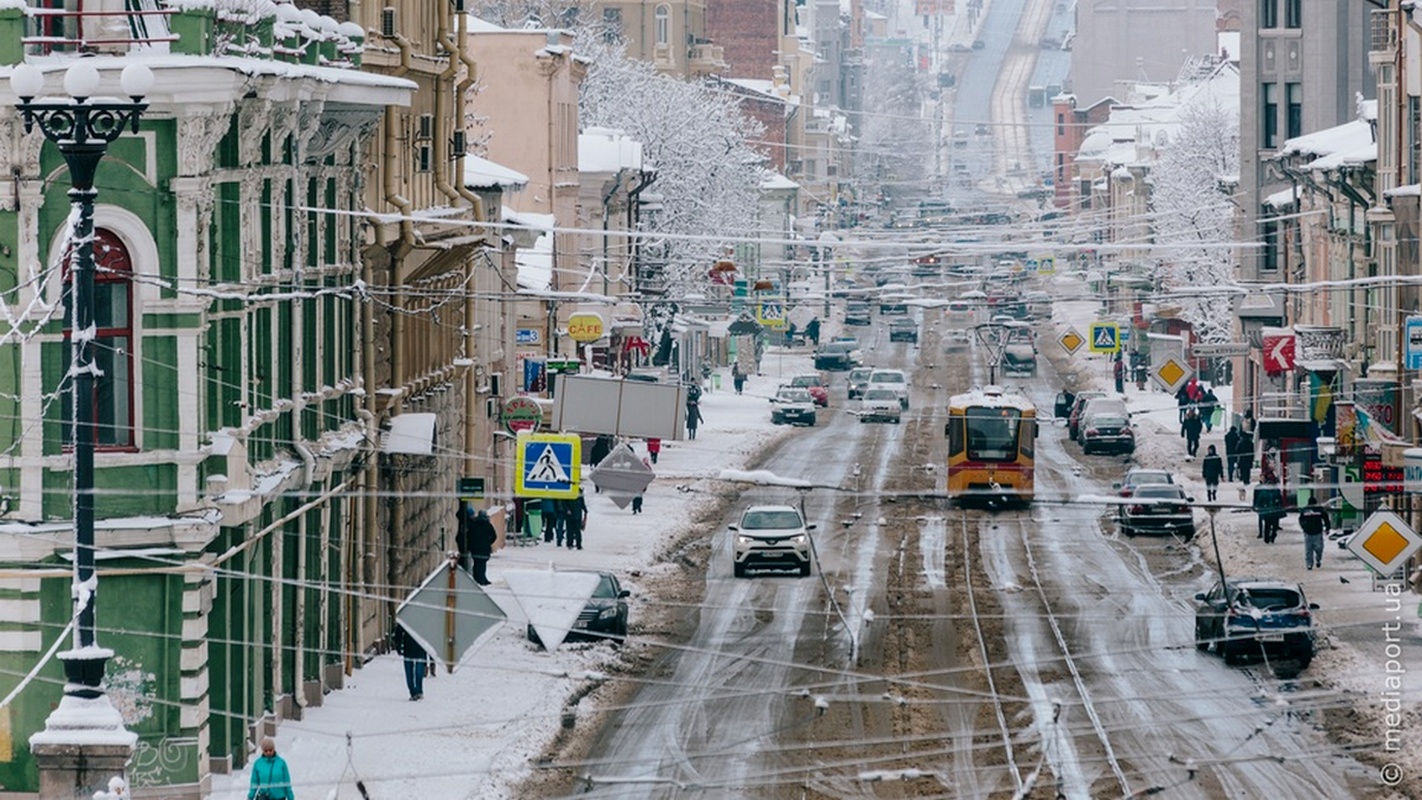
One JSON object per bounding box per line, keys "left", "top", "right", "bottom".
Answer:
{"left": 729, "top": 505, "right": 815, "bottom": 577}
{"left": 868, "top": 369, "right": 910, "bottom": 409}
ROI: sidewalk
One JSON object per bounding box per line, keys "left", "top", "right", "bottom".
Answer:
{"left": 209, "top": 351, "right": 812, "bottom": 799}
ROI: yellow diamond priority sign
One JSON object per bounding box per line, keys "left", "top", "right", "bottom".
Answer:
{"left": 1058, "top": 327, "right": 1085, "bottom": 356}
{"left": 1347, "top": 510, "right": 1422, "bottom": 577}
{"left": 1151, "top": 357, "right": 1193, "bottom": 394}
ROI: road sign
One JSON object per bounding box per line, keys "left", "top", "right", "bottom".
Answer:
{"left": 757, "top": 300, "right": 787, "bottom": 330}
{"left": 396, "top": 560, "right": 506, "bottom": 672}
{"left": 1193, "top": 342, "right": 1250, "bottom": 358}
{"left": 1407, "top": 316, "right": 1422, "bottom": 370}
{"left": 515, "top": 328, "right": 542, "bottom": 345}
{"left": 1088, "top": 322, "right": 1120, "bottom": 354}
{"left": 504, "top": 569, "right": 602, "bottom": 652}
{"left": 1037, "top": 256, "right": 1055, "bottom": 275}
{"left": 1261, "top": 330, "right": 1295, "bottom": 374}
{"left": 515, "top": 433, "right": 581, "bottom": 499}
{"left": 1152, "top": 356, "right": 1193, "bottom": 394}
{"left": 1057, "top": 327, "right": 1085, "bottom": 356}
{"left": 457, "top": 476, "right": 485, "bottom": 501}
{"left": 1347, "top": 510, "right": 1422, "bottom": 577}
{"left": 588, "top": 444, "right": 655, "bottom": 509}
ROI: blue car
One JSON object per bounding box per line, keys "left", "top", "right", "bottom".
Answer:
{"left": 1194, "top": 577, "right": 1317, "bottom": 669}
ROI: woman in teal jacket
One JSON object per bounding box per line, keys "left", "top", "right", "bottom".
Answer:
{"left": 249, "top": 737, "right": 295, "bottom": 799}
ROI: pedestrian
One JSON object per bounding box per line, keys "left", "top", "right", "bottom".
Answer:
{"left": 1240, "top": 407, "right": 1257, "bottom": 435}
{"left": 454, "top": 503, "right": 474, "bottom": 574}
{"left": 631, "top": 494, "right": 643, "bottom": 514}
{"left": 1252, "top": 483, "right": 1285, "bottom": 543}
{"left": 540, "top": 497, "right": 558, "bottom": 543}
{"left": 1236, "top": 429, "right": 1255, "bottom": 483}
{"left": 1224, "top": 426, "right": 1241, "bottom": 482}
{"left": 1113, "top": 356, "right": 1125, "bottom": 394}
{"left": 1176, "top": 385, "right": 1191, "bottom": 425}
{"left": 646, "top": 437, "right": 661, "bottom": 465}
{"left": 1299, "top": 498, "right": 1330, "bottom": 569}
{"left": 248, "top": 737, "right": 295, "bottom": 799}
{"left": 562, "top": 490, "right": 588, "bottom": 550}
{"left": 686, "top": 400, "right": 703, "bottom": 440}
{"left": 391, "top": 623, "right": 427, "bottom": 701}
{"left": 1133, "top": 360, "right": 1147, "bottom": 391}
{"left": 785, "top": 321, "right": 798, "bottom": 347}
{"left": 1202, "top": 445, "right": 1223, "bottom": 501}
{"left": 806, "top": 316, "right": 822, "bottom": 346}
{"left": 732, "top": 362, "right": 745, "bottom": 395}
{"left": 1182, "top": 408, "right": 1203, "bottom": 457}
{"left": 1200, "top": 387, "right": 1219, "bottom": 433}
{"left": 468, "top": 509, "right": 497, "bottom": 586}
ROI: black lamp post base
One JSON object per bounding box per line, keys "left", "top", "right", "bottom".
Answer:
{"left": 58, "top": 648, "right": 113, "bottom": 700}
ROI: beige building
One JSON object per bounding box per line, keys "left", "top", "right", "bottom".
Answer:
{"left": 598, "top": 0, "right": 727, "bottom": 77}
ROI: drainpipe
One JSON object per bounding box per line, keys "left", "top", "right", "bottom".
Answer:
{"left": 627, "top": 171, "right": 656, "bottom": 294}
{"left": 433, "top": 5, "right": 461, "bottom": 207}
{"left": 602, "top": 168, "right": 625, "bottom": 297}
{"left": 293, "top": 498, "right": 308, "bottom": 710}
{"left": 448, "top": 10, "right": 487, "bottom": 219}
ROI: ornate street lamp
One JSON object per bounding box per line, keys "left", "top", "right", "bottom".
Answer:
{"left": 9, "top": 58, "right": 151, "bottom": 768}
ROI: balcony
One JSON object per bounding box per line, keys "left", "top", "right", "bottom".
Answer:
{"left": 1371, "top": 8, "right": 1397, "bottom": 57}
{"left": 687, "top": 42, "right": 726, "bottom": 77}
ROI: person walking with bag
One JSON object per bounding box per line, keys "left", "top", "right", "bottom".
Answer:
{"left": 1201, "top": 445, "right": 1223, "bottom": 501}
{"left": 732, "top": 363, "right": 746, "bottom": 395}
{"left": 248, "top": 737, "right": 295, "bottom": 799}
{"left": 1299, "top": 498, "right": 1330, "bottom": 570}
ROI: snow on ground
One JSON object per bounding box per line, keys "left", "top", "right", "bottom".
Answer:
{"left": 210, "top": 347, "right": 815, "bottom": 800}
{"left": 1049, "top": 284, "right": 1422, "bottom": 787}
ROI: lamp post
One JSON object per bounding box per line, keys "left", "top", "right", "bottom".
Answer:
{"left": 10, "top": 58, "right": 151, "bottom": 794}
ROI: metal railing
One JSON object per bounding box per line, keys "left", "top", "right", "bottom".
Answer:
{"left": 24, "top": 5, "right": 178, "bottom": 55}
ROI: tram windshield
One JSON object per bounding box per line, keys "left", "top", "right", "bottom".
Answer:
{"left": 965, "top": 407, "right": 1021, "bottom": 461}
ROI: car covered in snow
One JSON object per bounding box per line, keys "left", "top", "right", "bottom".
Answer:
{"left": 1195, "top": 577, "right": 1317, "bottom": 670}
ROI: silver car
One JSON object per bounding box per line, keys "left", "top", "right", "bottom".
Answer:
{"left": 857, "top": 387, "right": 902, "bottom": 424}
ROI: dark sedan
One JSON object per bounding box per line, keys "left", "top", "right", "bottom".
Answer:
{"left": 527, "top": 571, "right": 630, "bottom": 646}
{"left": 1119, "top": 484, "right": 1195, "bottom": 538}
{"left": 845, "top": 304, "right": 872, "bottom": 326}
{"left": 888, "top": 318, "right": 918, "bottom": 343}
{"left": 814, "top": 342, "right": 857, "bottom": 371}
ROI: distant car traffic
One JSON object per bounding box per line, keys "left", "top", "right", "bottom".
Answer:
{"left": 868, "top": 369, "right": 909, "bottom": 409}
{"left": 1195, "top": 577, "right": 1317, "bottom": 670}
{"left": 888, "top": 317, "right": 918, "bottom": 343}
{"left": 770, "top": 386, "right": 817, "bottom": 426}
{"left": 813, "top": 341, "right": 859, "bottom": 371}
{"left": 879, "top": 298, "right": 909, "bottom": 315}
{"left": 857, "top": 387, "right": 903, "bottom": 424}
{"left": 729, "top": 505, "right": 814, "bottom": 577}
{"left": 1066, "top": 392, "right": 1109, "bottom": 439}
{"left": 845, "top": 303, "right": 872, "bottom": 326}
{"left": 788, "top": 374, "right": 829, "bottom": 407}
{"left": 526, "top": 571, "right": 630, "bottom": 646}
{"left": 1119, "top": 484, "right": 1195, "bottom": 538}
{"left": 847, "top": 367, "right": 873, "bottom": 399}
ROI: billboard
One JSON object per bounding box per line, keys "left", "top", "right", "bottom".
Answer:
{"left": 552, "top": 375, "right": 688, "bottom": 440}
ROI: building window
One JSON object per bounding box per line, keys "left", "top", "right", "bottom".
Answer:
{"left": 1284, "top": 0, "right": 1301, "bottom": 28}
{"left": 1285, "top": 83, "right": 1302, "bottom": 139}
{"left": 1261, "top": 217, "right": 1280, "bottom": 272}
{"left": 1057, "top": 113, "right": 1064, "bottom": 136}
{"left": 654, "top": 4, "right": 669, "bottom": 46}
{"left": 602, "top": 8, "right": 622, "bottom": 42}
{"left": 1262, "top": 82, "right": 1279, "bottom": 148}
{"left": 1260, "top": 0, "right": 1277, "bottom": 28}
{"left": 61, "top": 228, "right": 135, "bottom": 449}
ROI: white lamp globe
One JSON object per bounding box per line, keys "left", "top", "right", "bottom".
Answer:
{"left": 63, "top": 61, "right": 101, "bottom": 99}
{"left": 120, "top": 63, "right": 154, "bottom": 98}
{"left": 9, "top": 63, "right": 44, "bottom": 99}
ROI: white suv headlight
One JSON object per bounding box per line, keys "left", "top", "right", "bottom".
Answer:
{"left": 736, "top": 535, "right": 754, "bottom": 546}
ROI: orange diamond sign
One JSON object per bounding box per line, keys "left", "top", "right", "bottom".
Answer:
{"left": 1151, "top": 357, "right": 1192, "bottom": 394}
{"left": 1348, "top": 510, "right": 1422, "bottom": 576}
{"left": 1058, "top": 327, "right": 1085, "bottom": 356}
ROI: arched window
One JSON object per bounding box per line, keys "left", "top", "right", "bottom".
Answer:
{"left": 61, "top": 228, "right": 135, "bottom": 449}
{"left": 654, "top": 4, "right": 670, "bottom": 46}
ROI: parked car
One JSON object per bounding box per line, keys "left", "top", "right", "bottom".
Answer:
{"left": 879, "top": 298, "right": 909, "bottom": 315}
{"left": 1002, "top": 343, "right": 1037, "bottom": 376}
{"left": 868, "top": 368, "right": 910, "bottom": 409}
{"left": 788, "top": 374, "right": 829, "bottom": 407}
{"left": 1194, "top": 577, "right": 1317, "bottom": 669}
{"left": 770, "top": 386, "right": 817, "bottom": 426}
{"left": 847, "top": 367, "right": 873, "bottom": 399}
{"left": 856, "top": 387, "right": 902, "bottom": 424}
{"left": 814, "top": 341, "right": 859, "bottom": 371}
{"left": 729, "top": 504, "right": 815, "bottom": 577}
{"left": 526, "top": 571, "right": 630, "bottom": 646}
{"left": 1080, "top": 410, "right": 1134, "bottom": 455}
{"left": 888, "top": 317, "right": 918, "bottom": 343}
{"left": 1066, "top": 392, "right": 1110, "bottom": 440}
{"left": 1113, "top": 468, "right": 1175, "bottom": 498}
{"left": 845, "top": 303, "right": 872, "bottom": 326}
{"left": 1119, "top": 484, "right": 1195, "bottom": 538}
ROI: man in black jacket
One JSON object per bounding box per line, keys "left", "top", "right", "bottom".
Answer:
{"left": 1201, "top": 445, "right": 1223, "bottom": 501}
{"left": 1299, "top": 499, "right": 1330, "bottom": 570}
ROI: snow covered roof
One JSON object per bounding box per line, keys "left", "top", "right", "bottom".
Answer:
{"left": 1075, "top": 61, "right": 1238, "bottom": 170}
{"left": 760, "top": 171, "right": 799, "bottom": 191}
{"left": 1387, "top": 183, "right": 1422, "bottom": 197}
{"left": 723, "top": 78, "right": 798, "bottom": 106}
{"left": 1308, "top": 141, "right": 1376, "bottom": 170}
{"left": 1263, "top": 186, "right": 1299, "bottom": 208}
{"left": 1277, "top": 118, "right": 1374, "bottom": 160}
{"left": 578, "top": 128, "right": 644, "bottom": 173}
{"left": 505, "top": 207, "right": 556, "bottom": 291}
{"left": 464, "top": 16, "right": 509, "bottom": 32}
{"left": 464, "top": 154, "right": 528, "bottom": 189}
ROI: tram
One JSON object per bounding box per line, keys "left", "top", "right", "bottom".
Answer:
{"left": 944, "top": 385, "right": 1037, "bottom": 506}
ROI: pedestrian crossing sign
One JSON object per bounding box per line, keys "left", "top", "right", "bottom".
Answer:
{"left": 757, "top": 301, "right": 787, "bottom": 330}
{"left": 515, "top": 433, "right": 581, "bottom": 499}
{"left": 1088, "top": 322, "right": 1120, "bottom": 354}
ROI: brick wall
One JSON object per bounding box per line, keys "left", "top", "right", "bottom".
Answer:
{"left": 707, "top": 0, "right": 781, "bottom": 78}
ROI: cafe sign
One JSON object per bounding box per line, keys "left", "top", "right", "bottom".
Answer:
{"left": 567, "top": 313, "right": 606, "bottom": 343}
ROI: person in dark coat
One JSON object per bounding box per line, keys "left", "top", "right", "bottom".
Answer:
{"left": 1113, "top": 356, "right": 1125, "bottom": 393}
{"left": 805, "top": 317, "right": 821, "bottom": 346}
{"left": 391, "top": 624, "right": 427, "bottom": 701}
{"left": 732, "top": 363, "right": 746, "bottom": 395}
{"left": 561, "top": 491, "right": 588, "bottom": 550}
{"left": 455, "top": 504, "right": 474, "bottom": 573}
{"left": 248, "top": 737, "right": 295, "bottom": 799}
{"left": 686, "top": 400, "right": 703, "bottom": 440}
{"left": 540, "top": 497, "right": 558, "bottom": 543}
{"left": 1182, "top": 408, "right": 1203, "bottom": 457}
{"left": 1236, "top": 429, "right": 1255, "bottom": 483}
{"left": 1299, "top": 498, "right": 1330, "bottom": 569}
{"left": 1223, "top": 426, "right": 1242, "bottom": 482}
{"left": 1201, "top": 445, "right": 1223, "bottom": 501}
{"left": 1176, "top": 386, "right": 1191, "bottom": 425}
{"left": 1252, "top": 484, "right": 1285, "bottom": 543}
{"left": 1200, "top": 388, "right": 1219, "bottom": 433}
{"left": 468, "top": 509, "right": 498, "bottom": 586}
{"left": 1240, "top": 408, "right": 1257, "bottom": 435}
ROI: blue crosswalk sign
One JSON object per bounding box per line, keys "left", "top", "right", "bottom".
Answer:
{"left": 515, "top": 433, "right": 581, "bottom": 498}
{"left": 1088, "top": 322, "right": 1120, "bottom": 354}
